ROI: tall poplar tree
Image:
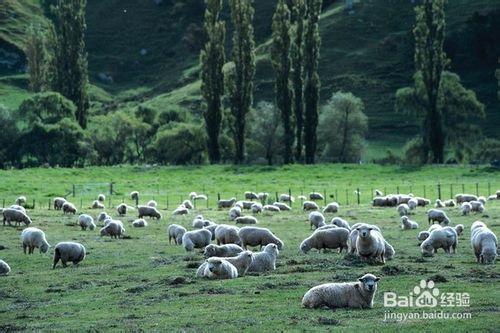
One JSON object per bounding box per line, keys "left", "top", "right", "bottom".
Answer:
{"left": 25, "top": 24, "right": 48, "bottom": 93}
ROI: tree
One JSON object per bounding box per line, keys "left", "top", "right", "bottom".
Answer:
{"left": 290, "top": 0, "right": 306, "bottom": 162}
{"left": 49, "top": 0, "right": 90, "bottom": 128}
{"left": 271, "top": 0, "right": 294, "bottom": 164}
{"left": 249, "top": 102, "right": 283, "bottom": 165}
{"left": 413, "top": 0, "right": 448, "bottom": 163}
{"left": 200, "top": 0, "right": 226, "bottom": 164}
{"left": 303, "top": 0, "right": 322, "bottom": 164}
{"left": 0, "top": 105, "right": 20, "bottom": 168}
{"left": 317, "top": 92, "right": 367, "bottom": 163}
{"left": 227, "top": 0, "right": 256, "bottom": 164}
{"left": 153, "top": 124, "right": 206, "bottom": 165}
{"left": 25, "top": 24, "right": 48, "bottom": 93}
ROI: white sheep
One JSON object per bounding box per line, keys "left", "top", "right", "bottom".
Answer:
{"left": 331, "top": 217, "right": 350, "bottom": 230}
{"left": 323, "top": 202, "right": 339, "bottom": 213}
{"left": 97, "top": 212, "right": 111, "bottom": 223}
{"left": 401, "top": 216, "right": 418, "bottom": 230}
{"left": 279, "top": 194, "right": 294, "bottom": 203}
{"left": 355, "top": 225, "right": 386, "bottom": 263}
{"left": 263, "top": 204, "right": 280, "bottom": 212}
{"left": 415, "top": 197, "right": 431, "bottom": 207}
{"left": 273, "top": 202, "right": 291, "bottom": 211}
{"left": 199, "top": 251, "right": 253, "bottom": 277}
{"left": 192, "top": 216, "right": 211, "bottom": 229}
{"left": 15, "top": 196, "right": 27, "bottom": 206}
{"left": 470, "top": 201, "right": 484, "bottom": 214}
{"left": 218, "top": 198, "right": 236, "bottom": 209}
{"left": 53, "top": 197, "right": 67, "bottom": 210}
{"left": 229, "top": 206, "right": 242, "bottom": 220}
{"left": 300, "top": 228, "right": 349, "bottom": 254}
{"left": 309, "top": 192, "right": 324, "bottom": 201}
{"left": 21, "top": 227, "right": 50, "bottom": 254}
{"left": 471, "top": 220, "right": 487, "bottom": 232}
{"left": 443, "top": 199, "right": 456, "bottom": 207}
{"left": 477, "top": 196, "right": 486, "bottom": 205}
{"left": 78, "top": 214, "right": 96, "bottom": 231}
{"left": 167, "top": 224, "right": 186, "bottom": 245}
{"left": 428, "top": 224, "right": 443, "bottom": 233}
{"left": 138, "top": 205, "right": 162, "bottom": 219}
{"left": 427, "top": 209, "right": 450, "bottom": 225}
{"left": 97, "top": 194, "right": 106, "bottom": 202}
{"left": 100, "top": 220, "right": 125, "bottom": 239}
{"left": 460, "top": 202, "right": 472, "bottom": 216}
{"left": 258, "top": 192, "right": 269, "bottom": 201}
{"left": 2, "top": 208, "right": 32, "bottom": 226}
{"left": 182, "top": 200, "right": 194, "bottom": 210}
{"left": 303, "top": 201, "right": 319, "bottom": 211}
{"left": 10, "top": 205, "right": 26, "bottom": 213}
{"left": 215, "top": 225, "right": 241, "bottom": 245}
{"left": 116, "top": 203, "right": 130, "bottom": 216}
{"left": 91, "top": 200, "right": 104, "bottom": 209}
{"left": 435, "top": 199, "right": 445, "bottom": 208}
{"left": 245, "top": 191, "right": 259, "bottom": 200}
{"left": 132, "top": 218, "right": 148, "bottom": 228}
{"left": 147, "top": 200, "right": 157, "bottom": 207}
{"left": 182, "top": 229, "right": 212, "bottom": 251}
{"left": 471, "top": 226, "right": 497, "bottom": 264}
{"left": 251, "top": 203, "right": 263, "bottom": 214}
{"left": 238, "top": 226, "right": 283, "bottom": 250}
{"left": 172, "top": 205, "right": 189, "bottom": 215}
{"left": 53, "top": 242, "right": 86, "bottom": 269}
{"left": 308, "top": 211, "right": 325, "bottom": 230}
{"left": 397, "top": 203, "right": 409, "bottom": 217}
{"left": 408, "top": 198, "right": 418, "bottom": 210}
{"left": 417, "top": 231, "right": 430, "bottom": 244}
{"left": 247, "top": 243, "right": 279, "bottom": 273}
{"left": 302, "top": 273, "right": 380, "bottom": 309}
{"left": 237, "top": 201, "right": 254, "bottom": 210}
{"left": 196, "top": 257, "right": 238, "bottom": 279}
{"left": 235, "top": 216, "right": 258, "bottom": 224}
{"left": 455, "top": 193, "right": 478, "bottom": 204}
{"left": 0, "top": 260, "right": 11, "bottom": 275}
{"left": 62, "top": 202, "right": 77, "bottom": 215}
{"left": 421, "top": 226, "right": 457, "bottom": 256}
{"left": 130, "top": 191, "right": 139, "bottom": 201}
{"left": 204, "top": 223, "right": 218, "bottom": 241}
{"left": 455, "top": 224, "right": 464, "bottom": 236}
{"left": 203, "top": 244, "right": 244, "bottom": 258}
{"left": 297, "top": 195, "right": 307, "bottom": 201}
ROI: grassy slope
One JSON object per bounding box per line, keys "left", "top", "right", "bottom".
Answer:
{"left": 0, "top": 165, "right": 499, "bottom": 331}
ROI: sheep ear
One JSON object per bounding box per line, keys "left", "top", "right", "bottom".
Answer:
{"left": 375, "top": 277, "right": 380, "bottom": 282}
{"left": 358, "top": 278, "right": 364, "bottom": 283}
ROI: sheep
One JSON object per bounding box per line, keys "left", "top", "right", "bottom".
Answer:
{"left": 251, "top": 203, "right": 263, "bottom": 214}
{"left": 196, "top": 257, "right": 238, "bottom": 279}
{"left": 204, "top": 223, "right": 218, "bottom": 241}
{"left": 428, "top": 224, "right": 443, "bottom": 233}
{"left": 237, "top": 201, "right": 254, "bottom": 210}
{"left": 397, "top": 194, "right": 413, "bottom": 204}
{"left": 279, "top": 194, "right": 294, "bottom": 203}
{"left": 397, "top": 203, "right": 410, "bottom": 217}
{"left": 167, "top": 224, "right": 186, "bottom": 245}
{"left": 415, "top": 197, "right": 431, "bottom": 207}
{"left": 315, "top": 225, "right": 338, "bottom": 232}
{"left": 488, "top": 195, "right": 497, "bottom": 201}
{"left": 130, "top": 191, "right": 139, "bottom": 201}
{"left": 182, "top": 200, "right": 194, "bottom": 210}
{"left": 192, "top": 216, "right": 211, "bottom": 229}
{"left": 455, "top": 224, "right": 464, "bottom": 236}
{"left": 78, "top": 214, "right": 96, "bottom": 231}
{"left": 303, "top": 201, "right": 319, "bottom": 211}
{"left": 300, "top": 228, "right": 349, "bottom": 254}
{"left": 477, "top": 196, "right": 486, "bottom": 205}
{"left": 408, "top": 198, "right": 418, "bottom": 210}
{"left": 323, "top": 202, "right": 339, "bottom": 213}
{"left": 471, "top": 227, "right": 497, "bottom": 264}
{"left": 189, "top": 192, "right": 198, "bottom": 200}
{"left": 331, "top": 217, "right": 350, "bottom": 230}
{"left": 172, "top": 205, "right": 189, "bottom": 215}
{"left": 298, "top": 195, "right": 307, "bottom": 201}
{"left": 53, "top": 197, "right": 66, "bottom": 210}
{"left": 62, "top": 202, "right": 77, "bottom": 215}
{"left": 263, "top": 204, "right": 280, "bottom": 212}
{"left": 372, "top": 197, "right": 388, "bottom": 207}
{"left": 471, "top": 220, "right": 487, "bottom": 232}
{"left": 2, "top": 208, "right": 32, "bottom": 227}
{"left": 53, "top": 242, "right": 86, "bottom": 269}
{"left": 244, "top": 191, "right": 259, "bottom": 200}
{"left": 229, "top": 206, "right": 242, "bottom": 220}
{"left": 203, "top": 244, "right": 244, "bottom": 258}
{"left": 182, "top": 229, "right": 212, "bottom": 251}
{"left": 273, "top": 202, "right": 291, "bottom": 211}
{"left": 258, "top": 192, "right": 269, "bottom": 201}
{"left": 384, "top": 241, "right": 396, "bottom": 260}
{"left": 421, "top": 226, "right": 458, "bottom": 256}
{"left": 455, "top": 193, "right": 478, "bottom": 204}
{"left": 100, "top": 220, "right": 125, "bottom": 239}
{"left": 427, "top": 209, "right": 450, "bottom": 225}
{"left": 0, "top": 260, "right": 11, "bottom": 275}
{"left": 470, "top": 201, "right": 485, "bottom": 214}
{"left": 302, "top": 273, "right": 380, "bottom": 309}
{"left": 309, "top": 192, "right": 324, "bottom": 201}
{"left": 460, "top": 202, "right": 472, "bottom": 216}
{"left": 11, "top": 204, "right": 26, "bottom": 213}
{"left": 247, "top": 243, "right": 279, "bottom": 273}
{"left": 218, "top": 198, "right": 236, "bottom": 209}
{"left": 15, "top": 196, "right": 27, "bottom": 206}
{"left": 116, "top": 203, "right": 128, "bottom": 216}
{"left": 308, "top": 211, "right": 325, "bottom": 230}
{"left": 354, "top": 225, "right": 386, "bottom": 263}
{"left": 417, "top": 231, "right": 430, "bottom": 244}
{"left": 401, "top": 216, "right": 418, "bottom": 230}
{"left": 132, "top": 218, "right": 148, "bottom": 228}
{"left": 238, "top": 226, "right": 283, "bottom": 250}
{"left": 235, "top": 216, "right": 258, "bottom": 225}
{"left": 97, "top": 212, "right": 111, "bottom": 223}
{"left": 137, "top": 205, "right": 162, "bottom": 219}
{"left": 147, "top": 200, "right": 157, "bottom": 208}
{"left": 435, "top": 199, "right": 445, "bottom": 208}
{"left": 215, "top": 225, "right": 241, "bottom": 245}
{"left": 374, "top": 189, "right": 383, "bottom": 196}
{"left": 21, "top": 227, "right": 50, "bottom": 254}
{"left": 91, "top": 200, "right": 104, "bottom": 209}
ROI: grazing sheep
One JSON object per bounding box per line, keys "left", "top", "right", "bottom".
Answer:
{"left": 204, "top": 223, "right": 218, "bottom": 241}
{"left": 408, "top": 198, "right": 418, "bottom": 210}
{"left": 417, "top": 231, "right": 430, "bottom": 244}
{"left": 78, "top": 214, "right": 96, "bottom": 231}
{"left": 2, "top": 208, "right": 32, "bottom": 226}
{"left": 130, "top": 191, "right": 139, "bottom": 201}
{"left": 323, "top": 202, "right": 339, "bottom": 213}
{"left": 273, "top": 202, "right": 291, "bottom": 211}
{"left": 471, "top": 227, "right": 497, "bottom": 264}
{"left": 460, "top": 202, "right": 472, "bottom": 216}
{"left": 355, "top": 225, "right": 386, "bottom": 263}
{"left": 415, "top": 197, "right": 431, "bottom": 207}
{"left": 172, "top": 205, "right": 189, "bottom": 215}
{"left": 300, "top": 228, "right": 349, "bottom": 254}
{"left": 196, "top": 258, "right": 238, "bottom": 279}
{"left": 237, "top": 201, "right": 254, "bottom": 210}
{"left": 53, "top": 197, "right": 67, "bottom": 210}
{"left": 147, "top": 200, "right": 157, "bottom": 207}
{"left": 258, "top": 192, "right": 269, "bottom": 201}
{"left": 435, "top": 199, "right": 445, "bottom": 208}
{"left": 116, "top": 203, "right": 128, "bottom": 216}
{"left": 421, "top": 226, "right": 458, "bottom": 256}
{"left": 53, "top": 242, "right": 86, "bottom": 269}
{"left": 245, "top": 191, "right": 259, "bottom": 200}
{"left": 263, "top": 204, "right": 281, "bottom": 212}
{"left": 443, "top": 199, "right": 456, "bottom": 207}
{"left": 182, "top": 229, "right": 212, "bottom": 251}
{"left": 203, "top": 244, "right": 244, "bottom": 258}
{"left": 132, "top": 219, "right": 148, "bottom": 228}
{"left": 15, "top": 196, "right": 27, "bottom": 206}
{"left": 455, "top": 193, "right": 478, "bottom": 204}
{"left": 238, "top": 226, "right": 283, "bottom": 250}
{"left": 247, "top": 243, "right": 279, "bottom": 273}
{"left": 10, "top": 204, "right": 25, "bottom": 212}
{"left": 182, "top": 200, "right": 194, "bottom": 210}
{"left": 455, "top": 224, "right": 464, "bottom": 236}
{"left": 229, "top": 206, "right": 242, "bottom": 220}
{"left": 21, "top": 227, "right": 50, "bottom": 254}
{"left": 97, "top": 194, "right": 106, "bottom": 202}
{"left": 218, "top": 198, "right": 236, "bottom": 209}
{"left": 427, "top": 209, "right": 450, "bottom": 225}
{"left": 384, "top": 241, "right": 396, "bottom": 260}
{"left": 331, "top": 217, "right": 350, "bottom": 230}
{"left": 192, "top": 216, "right": 211, "bottom": 229}
{"left": 279, "top": 194, "right": 295, "bottom": 203}
{"left": 97, "top": 212, "right": 111, "bottom": 223}
{"left": 488, "top": 195, "right": 497, "bottom": 201}
{"left": 470, "top": 201, "right": 485, "bottom": 214}
{"left": 309, "top": 192, "right": 324, "bottom": 201}
{"left": 91, "top": 200, "right": 105, "bottom": 209}
{"left": 235, "top": 216, "right": 258, "bottom": 225}
{"left": 397, "top": 204, "right": 410, "bottom": 217}
{"left": 167, "top": 224, "right": 186, "bottom": 245}
{"left": 302, "top": 273, "right": 380, "bottom": 309}
{"left": 308, "top": 211, "right": 325, "bottom": 230}
{"left": 62, "top": 202, "right": 77, "bottom": 215}
{"left": 100, "top": 221, "right": 125, "bottom": 239}
{"left": 0, "top": 260, "right": 11, "bottom": 275}
{"left": 215, "top": 225, "right": 241, "bottom": 245}
{"left": 374, "top": 190, "right": 383, "bottom": 196}
{"left": 138, "top": 205, "right": 162, "bottom": 219}
{"left": 251, "top": 203, "right": 263, "bottom": 214}
{"left": 303, "top": 201, "right": 319, "bottom": 211}
{"left": 401, "top": 216, "right": 418, "bottom": 230}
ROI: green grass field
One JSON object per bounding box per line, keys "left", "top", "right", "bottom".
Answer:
{"left": 0, "top": 165, "right": 499, "bottom": 331}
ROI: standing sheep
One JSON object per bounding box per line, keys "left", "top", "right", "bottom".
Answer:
{"left": 279, "top": 194, "right": 294, "bottom": 203}
{"left": 15, "top": 196, "right": 27, "bottom": 206}
{"left": 100, "top": 221, "right": 125, "bottom": 239}
{"left": 258, "top": 192, "right": 269, "bottom": 201}
{"left": 303, "top": 201, "right": 319, "bottom": 211}
{"left": 355, "top": 225, "right": 386, "bottom": 263}
{"left": 300, "top": 228, "right": 349, "bottom": 254}
{"left": 53, "top": 242, "right": 86, "bottom": 268}
{"left": 21, "top": 227, "right": 50, "bottom": 254}
{"left": 397, "top": 204, "right": 410, "bottom": 217}
{"left": 455, "top": 193, "right": 478, "bottom": 204}
{"left": 455, "top": 224, "right": 464, "bottom": 236}
{"left": 130, "top": 191, "right": 139, "bottom": 202}
{"left": 460, "top": 202, "right": 472, "bottom": 216}
{"left": 53, "top": 197, "right": 67, "bottom": 210}
{"left": 182, "top": 229, "right": 212, "bottom": 252}
{"left": 251, "top": 203, "right": 263, "bottom": 214}
{"left": 138, "top": 206, "right": 162, "bottom": 219}
{"left": 235, "top": 216, "right": 258, "bottom": 225}
{"left": 3, "top": 208, "right": 32, "bottom": 227}
{"left": 196, "top": 258, "right": 238, "bottom": 279}
{"left": 0, "top": 260, "right": 11, "bottom": 275}
{"left": 421, "top": 227, "right": 458, "bottom": 256}
{"left": 471, "top": 226, "right": 497, "bottom": 264}
{"left": 470, "top": 201, "right": 485, "bottom": 214}
{"left": 331, "top": 217, "right": 350, "bottom": 230}
{"left": 247, "top": 243, "right": 279, "bottom": 273}
{"left": 215, "top": 225, "right": 241, "bottom": 245}
{"left": 408, "top": 198, "right": 418, "bottom": 210}
{"left": 97, "top": 212, "right": 111, "bottom": 224}
{"left": 238, "top": 226, "right": 283, "bottom": 250}
{"left": 309, "top": 192, "right": 324, "bottom": 201}
{"left": 308, "top": 211, "right": 325, "bottom": 230}
{"left": 78, "top": 214, "right": 96, "bottom": 231}
{"left": 323, "top": 202, "right": 339, "bottom": 214}
{"left": 229, "top": 206, "right": 242, "bottom": 220}
{"left": 401, "top": 216, "right": 418, "bottom": 230}
{"left": 62, "top": 202, "right": 77, "bottom": 215}
{"left": 218, "top": 198, "right": 236, "bottom": 209}
{"left": 427, "top": 209, "right": 450, "bottom": 225}
{"left": 167, "top": 224, "right": 187, "bottom": 245}
{"left": 116, "top": 203, "right": 129, "bottom": 216}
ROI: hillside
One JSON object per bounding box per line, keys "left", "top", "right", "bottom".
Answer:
{"left": 1, "top": 0, "right": 499, "bottom": 150}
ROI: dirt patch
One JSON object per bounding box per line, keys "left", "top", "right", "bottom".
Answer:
{"left": 198, "top": 286, "right": 235, "bottom": 295}
{"left": 258, "top": 281, "right": 298, "bottom": 290}
{"left": 427, "top": 274, "right": 448, "bottom": 283}
{"left": 317, "top": 317, "right": 340, "bottom": 326}
{"left": 125, "top": 284, "right": 150, "bottom": 294}
{"left": 0, "top": 245, "right": 6, "bottom": 250}
{"left": 381, "top": 265, "right": 406, "bottom": 276}
{"left": 150, "top": 256, "right": 174, "bottom": 267}
{"left": 338, "top": 254, "right": 367, "bottom": 267}
{"left": 186, "top": 262, "right": 201, "bottom": 269}
{"left": 159, "top": 276, "right": 193, "bottom": 286}
{"left": 122, "top": 235, "right": 134, "bottom": 240}
{"left": 45, "top": 286, "right": 66, "bottom": 293}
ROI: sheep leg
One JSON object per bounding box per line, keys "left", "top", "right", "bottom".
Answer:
{"left": 29, "top": 246, "right": 34, "bottom": 254}
{"left": 474, "top": 252, "right": 480, "bottom": 262}
{"left": 61, "top": 260, "right": 68, "bottom": 268}
{"left": 23, "top": 244, "right": 27, "bottom": 254}
{"left": 53, "top": 253, "right": 60, "bottom": 269}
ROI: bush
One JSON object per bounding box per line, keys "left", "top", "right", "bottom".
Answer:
{"left": 152, "top": 123, "right": 206, "bottom": 165}
{"left": 402, "top": 137, "right": 425, "bottom": 165}
{"left": 474, "top": 139, "right": 500, "bottom": 164}
{"left": 0, "top": 105, "right": 20, "bottom": 168}
{"left": 18, "top": 92, "right": 76, "bottom": 125}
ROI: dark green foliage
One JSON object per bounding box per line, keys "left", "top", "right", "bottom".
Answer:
{"left": 0, "top": 105, "right": 20, "bottom": 168}
{"left": 474, "top": 139, "right": 500, "bottom": 164}
{"left": 18, "top": 91, "right": 75, "bottom": 124}
{"left": 200, "top": 0, "right": 226, "bottom": 164}
{"left": 227, "top": 0, "right": 256, "bottom": 164}
{"left": 271, "top": 0, "right": 293, "bottom": 164}
{"left": 248, "top": 102, "right": 283, "bottom": 165}
{"left": 25, "top": 24, "right": 48, "bottom": 93}
{"left": 303, "top": 0, "right": 321, "bottom": 164}
{"left": 153, "top": 123, "right": 206, "bottom": 165}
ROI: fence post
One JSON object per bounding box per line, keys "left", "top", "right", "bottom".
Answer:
{"left": 335, "top": 189, "right": 338, "bottom": 201}
{"left": 396, "top": 186, "right": 400, "bottom": 194}
{"left": 72, "top": 184, "right": 76, "bottom": 197}
{"left": 323, "top": 189, "right": 327, "bottom": 206}
{"left": 462, "top": 183, "right": 465, "bottom": 193}
{"left": 423, "top": 185, "right": 426, "bottom": 198}
{"left": 275, "top": 192, "right": 279, "bottom": 203}
{"left": 217, "top": 193, "right": 221, "bottom": 202}
{"left": 289, "top": 188, "right": 292, "bottom": 208}
{"left": 475, "top": 183, "right": 479, "bottom": 196}
{"left": 450, "top": 184, "right": 453, "bottom": 199}
{"left": 345, "top": 189, "right": 349, "bottom": 205}
{"left": 488, "top": 182, "right": 491, "bottom": 196}
{"left": 437, "top": 183, "right": 441, "bottom": 200}
{"left": 33, "top": 199, "right": 35, "bottom": 210}
{"left": 357, "top": 188, "right": 360, "bottom": 205}
{"left": 109, "top": 182, "right": 114, "bottom": 195}
{"left": 166, "top": 195, "right": 169, "bottom": 210}
{"left": 48, "top": 198, "right": 51, "bottom": 210}
{"left": 80, "top": 198, "right": 83, "bottom": 209}
{"left": 135, "top": 197, "right": 139, "bottom": 207}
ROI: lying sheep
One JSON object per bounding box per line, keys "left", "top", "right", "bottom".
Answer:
{"left": 384, "top": 241, "right": 396, "bottom": 260}
{"left": 273, "top": 202, "right": 291, "bottom": 211}
{"left": 172, "top": 205, "right": 189, "bottom": 215}
{"left": 251, "top": 203, "right": 263, "bottom": 214}
{"left": 302, "top": 273, "right": 380, "bottom": 309}
{"left": 279, "top": 194, "right": 294, "bottom": 203}
{"left": 471, "top": 226, "right": 497, "bottom": 264}
{"left": 355, "top": 225, "right": 386, "bottom": 263}
{"left": 323, "top": 202, "right": 339, "bottom": 214}
{"left": 167, "top": 224, "right": 186, "bottom": 245}
{"left": 182, "top": 200, "right": 194, "bottom": 210}
{"left": 215, "top": 225, "right": 241, "bottom": 245}
{"left": 455, "top": 224, "right": 464, "bottom": 236}
{"left": 130, "top": 191, "right": 139, "bottom": 201}
{"left": 372, "top": 197, "right": 388, "bottom": 207}
{"left": 245, "top": 192, "right": 259, "bottom": 201}
{"left": 417, "top": 231, "right": 430, "bottom": 244}
{"left": 235, "top": 216, "right": 258, "bottom": 225}
{"left": 229, "top": 206, "right": 242, "bottom": 220}
{"left": 200, "top": 251, "right": 253, "bottom": 277}
{"left": 408, "top": 198, "right": 418, "bottom": 210}
{"left": 300, "top": 228, "right": 349, "bottom": 254}
{"left": 21, "top": 227, "right": 50, "bottom": 254}
{"left": 263, "top": 204, "right": 280, "bottom": 212}
{"left": 196, "top": 258, "right": 238, "bottom": 279}
{"left": 53, "top": 242, "right": 86, "bottom": 269}
{"left": 2, "top": 208, "right": 32, "bottom": 226}
{"left": 54, "top": 197, "right": 67, "bottom": 210}
{"left": 303, "top": 201, "right": 319, "bottom": 211}
{"left": 309, "top": 211, "right": 325, "bottom": 230}
{"left": 91, "top": 200, "right": 104, "bottom": 209}
{"left": 421, "top": 226, "right": 458, "bottom": 256}
{"left": 0, "top": 260, "right": 11, "bottom": 275}
{"left": 218, "top": 198, "right": 236, "bottom": 209}
{"left": 397, "top": 194, "right": 413, "bottom": 204}
{"left": 427, "top": 209, "right": 450, "bottom": 225}
{"left": 62, "top": 202, "right": 77, "bottom": 215}
{"left": 182, "top": 229, "right": 212, "bottom": 251}
{"left": 247, "top": 243, "right": 279, "bottom": 273}
{"left": 397, "top": 204, "right": 410, "bottom": 217}
{"left": 258, "top": 192, "right": 269, "bottom": 201}
{"left": 238, "top": 226, "right": 283, "bottom": 250}
{"left": 443, "top": 199, "right": 456, "bottom": 207}
{"left": 401, "top": 216, "right": 418, "bottom": 230}
{"left": 460, "top": 202, "right": 472, "bottom": 216}
{"left": 455, "top": 193, "right": 477, "bottom": 204}
{"left": 309, "top": 192, "right": 324, "bottom": 201}
{"left": 100, "top": 220, "right": 125, "bottom": 239}
{"left": 138, "top": 205, "right": 162, "bottom": 219}
{"left": 97, "top": 212, "right": 111, "bottom": 223}
{"left": 435, "top": 199, "right": 445, "bottom": 208}
{"left": 203, "top": 244, "right": 244, "bottom": 258}
{"left": 415, "top": 197, "right": 431, "bottom": 207}
{"left": 147, "top": 200, "right": 157, "bottom": 208}
{"left": 470, "top": 201, "right": 484, "bottom": 214}
{"left": 15, "top": 196, "right": 27, "bottom": 206}
{"left": 331, "top": 217, "right": 350, "bottom": 230}
{"left": 98, "top": 194, "right": 106, "bottom": 202}
{"left": 78, "top": 214, "right": 96, "bottom": 231}
{"left": 132, "top": 219, "right": 148, "bottom": 228}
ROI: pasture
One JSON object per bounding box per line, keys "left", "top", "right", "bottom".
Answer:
{"left": 0, "top": 165, "right": 499, "bottom": 331}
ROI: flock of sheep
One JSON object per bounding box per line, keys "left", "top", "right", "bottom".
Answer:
{"left": 0, "top": 188, "right": 499, "bottom": 310}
